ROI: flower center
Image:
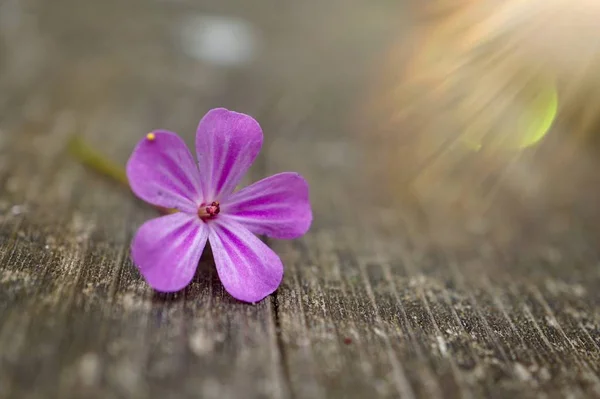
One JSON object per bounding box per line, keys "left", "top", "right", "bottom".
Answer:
{"left": 198, "top": 201, "right": 220, "bottom": 220}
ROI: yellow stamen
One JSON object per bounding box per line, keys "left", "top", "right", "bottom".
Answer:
{"left": 146, "top": 132, "right": 156, "bottom": 141}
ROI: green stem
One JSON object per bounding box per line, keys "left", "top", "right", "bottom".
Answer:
{"left": 67, "top": 135, "right": 176, "bottom": 214}
{"left": 67, "top": 135, "right": 129, "bottom": 186}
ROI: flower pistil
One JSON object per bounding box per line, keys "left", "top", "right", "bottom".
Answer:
{"left": 197, "top": 201, "right": 220, "bottom": 220}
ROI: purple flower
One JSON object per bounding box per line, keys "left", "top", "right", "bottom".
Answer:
{"left": 126, "top": 108, "right": 312, "bottom": 302}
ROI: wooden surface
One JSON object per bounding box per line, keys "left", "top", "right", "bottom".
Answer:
{"left": 1, "top": 1, "right": 600, "bottom": 398}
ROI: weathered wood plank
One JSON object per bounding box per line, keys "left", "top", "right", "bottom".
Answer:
{"left": 266, "top": 105, "right": 600, "bottom": 398}
{"left": 0, "top": 65, "right": 287, "bottom": 399}
{"left": 1, "top": 0, "right": 600, "bottom": 398}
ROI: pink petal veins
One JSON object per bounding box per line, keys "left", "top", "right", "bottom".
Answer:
{"left": 208, "top": 216, "right": 283, "bottom": 303}
{"left": 222, "top": 172, "right": 312, "bottom": 239}
{"left": 195, "top": 108, "right": 263, "bottom": 201}
{"left": 131, "top": 212, "right": 209, "bottom": 292}
{"left": 127, "top": 130, "right": 203, "bottom": 213}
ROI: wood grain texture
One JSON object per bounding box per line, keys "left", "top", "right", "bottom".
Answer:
{"left": 1, "top": 0, "right": 600, "bottom": 398}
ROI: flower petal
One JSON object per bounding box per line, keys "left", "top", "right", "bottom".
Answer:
{"left": 131, "top": 212, "right": 208, "bottom": 292}
{"left": 127, "top": 130, "right": 203, "bottom": 213}
{"left": 195, "top": 108, "right": 263, "bottom": 201}
{"left": 208, "top": 216, "right": 283, "bottom": 302}
{"left": 222, "top": 172, "right": 312, "bottom": 239}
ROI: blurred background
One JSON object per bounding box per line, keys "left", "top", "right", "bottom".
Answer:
{"left": 2, "top": 0, "right": 600, "bottom": 266}
{"left": 366, "top": 0, "right": 600, "bottom": 253}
